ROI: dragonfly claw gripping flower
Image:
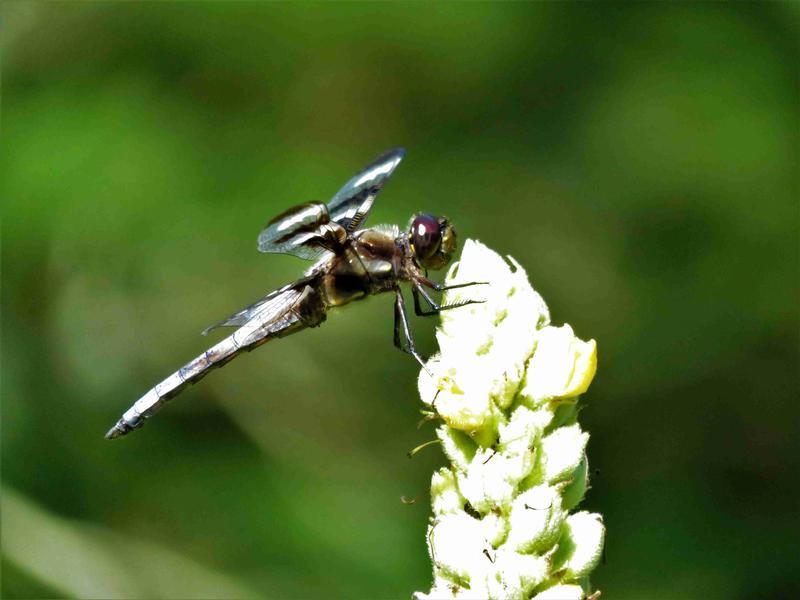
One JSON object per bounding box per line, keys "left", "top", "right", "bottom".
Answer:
{"left": 415, "top": 240, "right": 604, "bottom": 600}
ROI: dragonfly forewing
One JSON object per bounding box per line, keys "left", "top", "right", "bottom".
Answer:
{"left": 327, "top": 147, "right": 405, "bottom": 232}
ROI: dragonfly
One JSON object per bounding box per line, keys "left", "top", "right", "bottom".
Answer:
{"left": 105, "top": 148, "right": 483, "bottom": 439}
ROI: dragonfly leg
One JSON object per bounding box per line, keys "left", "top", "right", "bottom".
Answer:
{"left": 412, "top": 280, "right": 485, "bottom": 317}
{"left": 394, "top": 289, "right": 432, "bottom": 375}
{"left": 417, "top": 276, "right": 489, "bottom": 293}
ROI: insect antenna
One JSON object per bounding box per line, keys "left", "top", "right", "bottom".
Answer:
{"left": 417, "top": 410, "right": 442, "bottom": 429}
{"left": 407, "top": 439, "right": 441, "bottom": 459}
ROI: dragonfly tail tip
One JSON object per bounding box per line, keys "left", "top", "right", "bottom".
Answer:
{"left": 105, "top": 421, "right": 128, "bottom": 440}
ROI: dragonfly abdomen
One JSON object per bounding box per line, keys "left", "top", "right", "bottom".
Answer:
{"left": 105, "top": 296, "right": 318, "bottom": 440}
{"left": 105, "top": 335, "right": 241, "bottom": 439}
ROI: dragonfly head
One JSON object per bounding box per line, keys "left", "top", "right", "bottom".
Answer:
{"left": 408, "top": 213, "right": 457, "bottom": 271}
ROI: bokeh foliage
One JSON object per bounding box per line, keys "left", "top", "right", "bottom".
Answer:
{"left": 2, "top": 3, "right": 798, "bottom": 598}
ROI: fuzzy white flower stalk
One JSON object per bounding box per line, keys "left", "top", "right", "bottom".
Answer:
{"left": 414, "top": 240, "right": 603, "bottom": 600}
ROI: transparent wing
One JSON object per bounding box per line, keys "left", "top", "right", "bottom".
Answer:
{"left": 202, "top": 275, "right": 314, "bottom": 335}
{"left": 327, "top": 147, "right": 405, "bottom": 232}
{"left": 255, "top": 148, "right": 404, "bottom": 261}
{"left": 257, "top": 202, "right": 332, "bottom": 260}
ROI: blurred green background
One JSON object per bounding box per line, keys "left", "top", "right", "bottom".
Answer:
{"left": 2, "top": 3, "right": 798, "bottom": 599}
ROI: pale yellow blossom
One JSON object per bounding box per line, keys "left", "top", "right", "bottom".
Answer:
{"left": 415, "top": 240, "right": 603, "bottom": 600}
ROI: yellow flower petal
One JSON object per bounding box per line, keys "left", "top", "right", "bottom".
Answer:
{"left": 523, "top": 325, "right": 598, "bottom": 404}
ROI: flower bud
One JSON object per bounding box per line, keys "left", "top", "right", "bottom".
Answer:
{"left": 539, "top": 424, "right": 589, "bottom": 484}
{"left": 551, "top": 511, "right": 605, "bottom": 580}
{"left": 506, "top": 485, "right": 565, "bottom": 553}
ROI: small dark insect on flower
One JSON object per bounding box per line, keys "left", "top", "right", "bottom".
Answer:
{"left": 463, "top": 501, "right": 481, "bottom": 519}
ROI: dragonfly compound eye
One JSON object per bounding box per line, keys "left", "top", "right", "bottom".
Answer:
{"left": 410, "top": 213, "right": 442, "bottom": 262}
